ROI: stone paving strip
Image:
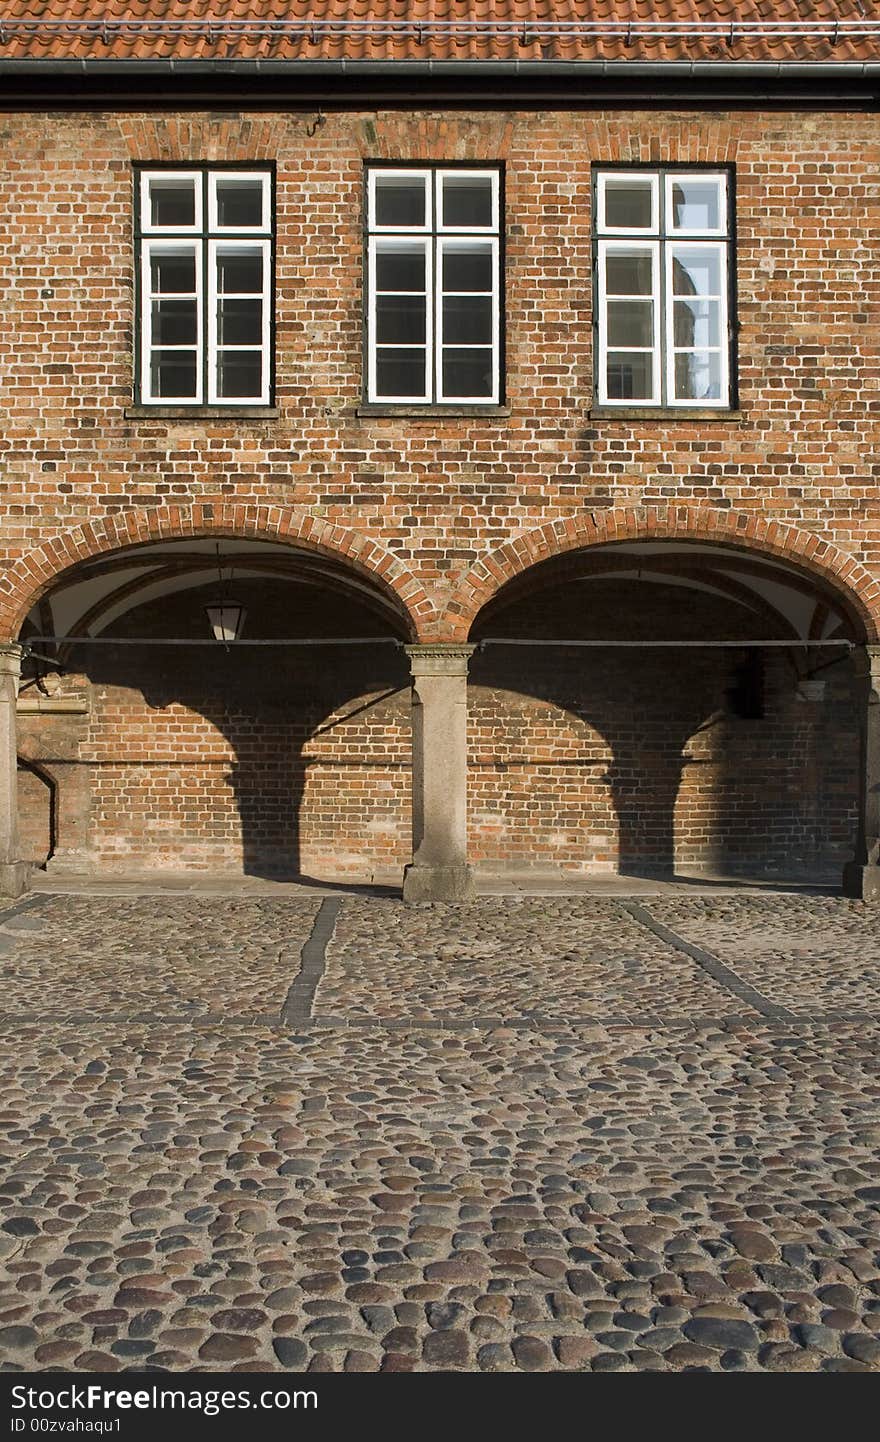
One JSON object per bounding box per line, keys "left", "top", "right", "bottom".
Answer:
{"left": 645, "top": 895, "right": 880, "bottom": 1019}
{"left": 282, "top": 898, "right": 344, "bottom": 1028}
{"left": 618, "top": 900, "right": 797, "bottom": 1022}
{"left": 314, "top": 897, "right": 755, "bottom": 1028}
{"left": 0, "top": 1016, "right": 879, "bottom": 1373}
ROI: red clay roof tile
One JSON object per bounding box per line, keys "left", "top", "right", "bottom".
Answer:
{"left": 0, "top": 2, "right": 877, "bottom": 64}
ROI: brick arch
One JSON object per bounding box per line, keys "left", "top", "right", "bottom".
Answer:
{"left": 447, "top": 506, "right": 880, "bottom": 642}
{"left": 0, "top": 500, "right": 432, "bottom": 642}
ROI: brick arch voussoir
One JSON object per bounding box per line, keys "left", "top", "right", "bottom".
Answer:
{"left": 447, "top": 506, "right": 880, "bottom": 643}
{"left": 0, "top": 502, "right": 431, "bottom": 642}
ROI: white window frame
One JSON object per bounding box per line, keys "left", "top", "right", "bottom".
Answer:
{"left": 664, "top": 240, "right": 729, "bottom": 408}
{"left": 207, "top": 238, "right": 272, "bottom": 407}
{"left": 367, "top": 236, "right": 432, "bottom": 405}
{"left": 436, "top": 168, "right": 500, "bottom": 233}
{"left": 136, "top": 166, "right": 273, "bottom": 408}
{"left": 665, "top": 171, "right": 728, "bottom": 237}
{"left": 366, "top": 166, "right": 502, "bottom": 405}
{"left": 208, "top": 171, "right": 272, "bottom": 234}
{"left": 140, "top": 238, "right": 204, "bottom": 406}
{"left": 368, "top": 168, "right": 432, "bottom": 232}
{"left": 435, "top": 235, "right": 500, "bottom": 405}
{"left": 596, "top": 171, "right": 659, "bottom": 235}
{"left": 595, "top": 166, "right": 732, "bottom": 409}
{"left": 140, "top": 169, "right": 203, "bottom": 234}
{"left": 596, "top": 239, "right": 660, "bottom": 407}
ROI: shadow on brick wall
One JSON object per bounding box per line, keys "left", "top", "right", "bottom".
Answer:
{"left": 468, "top": 578, "right": 859, "bottom": 879}
{"left": 18, "top": 577, "right": 411, "bottom": 881}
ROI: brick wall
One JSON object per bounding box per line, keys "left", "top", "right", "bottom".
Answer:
{"left": 1, "top": 108, "right": 879, "bottom": 613}
{"left": 468, "top": 581, "right": 859, "bottom": 876}
{"left": 1, "top": 102, "right": 874, "bottom": 876}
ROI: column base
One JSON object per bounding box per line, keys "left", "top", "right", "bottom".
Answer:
{"left": 46, "top": 849, "right": 95, "bottom": 876}
{"left": 0, "top": 861, "right": 29, "bottom": 899}
{"left": 402, "top": 863, "right": 476, "bottom": 904}
{"left": 842, "top": 861, "right": 880, "bottom": 901}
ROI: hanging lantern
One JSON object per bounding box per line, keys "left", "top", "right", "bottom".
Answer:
{"left": 206, "top": 543, "right": 246, "bottom": 645}
{"left": 797, "top": 677, "right": 826, "bottom": 704}
{"left": 205, "top": 602, "right": 247, "bottom": 644}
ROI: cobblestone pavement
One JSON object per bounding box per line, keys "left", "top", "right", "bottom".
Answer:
{"left": 315, "top": 898, "right": 749, "bottom": 1025}
{"left": 1, "top": 890, "right": 880, "bottom": 1374}
{"left": 646, "top": 895, "right": 880, "bottom": 1019}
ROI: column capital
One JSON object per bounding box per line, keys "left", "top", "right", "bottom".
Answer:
{"left": 850, "top": 643, "right": 880, "bottom": 684}
{"left": 0, "top": 643, "right": 23, "bottom": 679}
{"left": 404, "top": 644, "right": 476, "bottom": 678}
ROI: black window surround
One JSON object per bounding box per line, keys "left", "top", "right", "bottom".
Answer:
{"left": 592, "top": 163, "right": 737, "bottom": 414}
{"left": 362, "top": 161, "right": 506, "bottom": 411}
{"left": 133, "top": 162, "right": 276, "bottom": 411}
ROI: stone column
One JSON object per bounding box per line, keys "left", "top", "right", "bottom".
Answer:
{"left": 843, "top": 644, "right": 880, "bottom": 901}
{"left": 402, "top": 644, "right": 476, "bottom": 903}
{"left": 0, "top": 643, "right": 28, "bottom": 898}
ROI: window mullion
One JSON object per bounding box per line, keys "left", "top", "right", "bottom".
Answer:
{"left": 719, "top": 241, "right": 730, "bottom": 406}
{"left": 427, "top": 235, "right": 435, "bottom": 406}
{"left": 432, "top": 170, "right": 439, "bottom": 402}
{"left": 431, "top": 235, "right": 439, "bottom": 405}
{"left": 658, "top": 172, "right": 666, "bottom": 406}
{"left": 367, "top": 238, "right": 377, "bottom": 403}
{"left": 662, "top": 240, "right": 673, "bottom": 408}
{"left": 261, "top": 237, "right": 271, "bottom": 405}
{"left": 491, "top": 236, "right": 500, "bottom": 405}
{"left": 141, "top": 240, "right": 151, "bottom": 402}
{"left": 206, "top": 238, "right": 217, "bottom": 407}
{"left": 202, "top": 172, "right": 210, "bottom": 407}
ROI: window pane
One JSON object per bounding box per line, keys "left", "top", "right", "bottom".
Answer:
{"left": 374, "top": 174, "right": 427, "bottom": 227}
{"left": 603, "top": 179, "right": 653, "bottom": 230}
{"left": 442, "top": 295, "right": 492, "bottom": 345}
{"left": 442, "top": 247, "right": 493, "bottom": 293}
{"left": 149, "top": 179, "right": 196, "bottom": 229}
{"left": 604, "top": 252, "right": 653, "bottom": 296}
{"left": 605, "top": 352, "right": 653, "bottom": 401}
{"left": 376, "top": 295, "right": 426, "bottom": 345}
{"left": 150, "top": 351, "right": 197, "bottom": 399}
{"left": 375, "top": 244, "right": 426, "bottom": 293}
{"left": 674, "top": 351, "right": 723, "bottom": 402}
{"left": 150, "top": 250, "right": 196, "bottom": 295}
{"left": 215, "top": 177, "right": 265, "bottom": 229}
{"left": 674, "top": 299, "right": 721, "bottom": 348}
{"left": 216, "top": 249, "right": 263, "bottom": 294}
{"left": 672, "top": 246, "right": 722, "bottom": 296}
{"left": 218, "top": 298, "right": 262, "bottom": 346}
{"left": 442, "top": 176, "right": 493, "bottom": 228}
{"left": 670, "top": 178, "right": 723, "bottom": 232}
{"left": 217, "top": 350, "right": 263, "bottom": 399}
{"left": 376, "top": 348, "right": 427, "bottom": 397}
{"left": 442, "top": 348, "right": 493, "bottom": 398}
{"left": 151, "top": 298, "right": 197, "bottom": 346}
{"left": 607, "top": 300, "right": 653, "bottom": 348}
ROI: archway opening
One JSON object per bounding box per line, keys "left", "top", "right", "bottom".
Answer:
{"left": 16, "top": 538, "right": 412, "bottom": 883}
{"left": 467, "top": 540, "right": 862, "bottom": 884}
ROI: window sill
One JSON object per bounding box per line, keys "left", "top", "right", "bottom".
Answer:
{"left": 356, "top": 404, "right": 511, "bottom": 420}
{"left": 587, "top": 407, "right": 743, "bottom": 421}
{"left": 123, "top": 405, "right": 280, "bottom": 421}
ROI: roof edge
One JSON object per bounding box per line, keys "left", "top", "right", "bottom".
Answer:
{"left": 1, "top": 58, "right": 880, "bottom": 77}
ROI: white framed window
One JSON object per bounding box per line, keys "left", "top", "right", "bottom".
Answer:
{"left": 366, "top": 166, "right": 502, "bottom": 405}
{"left": 595, "top": 168, "right": 733, "bottom": 408}
{"left": 137, "top": 167, "right": 273, "bottom": 406}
